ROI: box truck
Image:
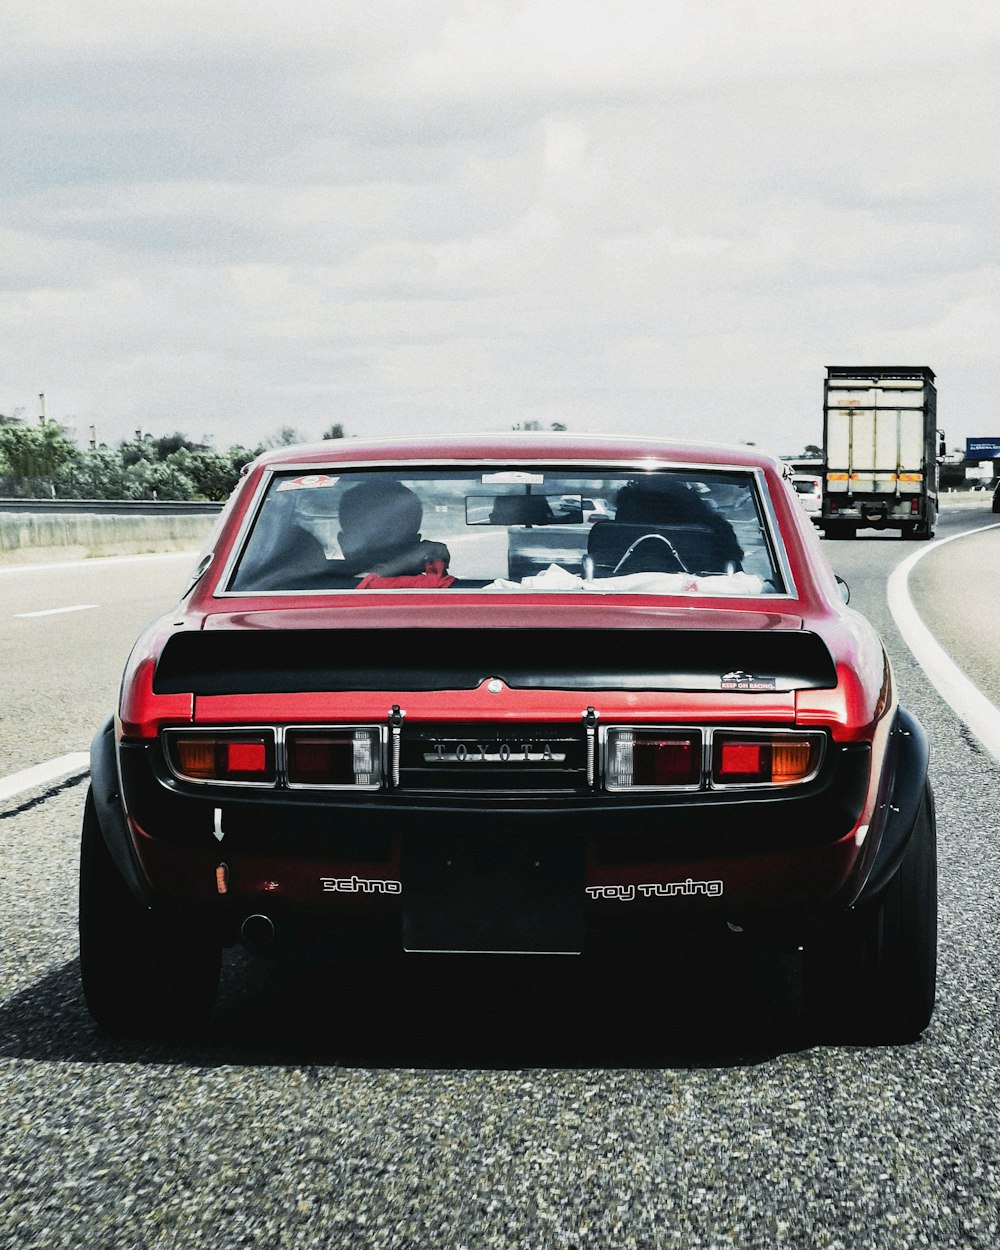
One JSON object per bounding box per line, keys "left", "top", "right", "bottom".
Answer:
{"left": 822, "top": 366, "right": 943, "bottom": 540}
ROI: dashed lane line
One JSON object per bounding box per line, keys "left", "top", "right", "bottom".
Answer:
{"left": 887, "top": 521, "right": 1000, "bottom": 765}
{"left": 14, "top": 604, "right": 98, "bottom": 619}
{"left": 0, "top": 551, "right": 196, "bottom": 576}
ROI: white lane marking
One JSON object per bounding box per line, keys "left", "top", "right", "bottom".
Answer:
{"left": 0, "top": 753, "right": 90, "bottom": 804}
{"left": 0, "top": 551, "right": 197, "bottom": 576}
{"left": 887, "top": 521, "right": 1000, "bottom": 764}
{"left": 14, "top": 604, "right": 98, "bottom": 619}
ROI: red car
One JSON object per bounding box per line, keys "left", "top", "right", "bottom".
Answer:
{"left": 80, "top": 435, "right": 936, "bottom": 1041}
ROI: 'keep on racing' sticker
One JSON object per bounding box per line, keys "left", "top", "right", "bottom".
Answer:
{"left": 720, "top": 670, "right": 776, "bottom": 692}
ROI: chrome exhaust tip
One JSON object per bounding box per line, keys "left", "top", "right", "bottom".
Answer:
{"left": 240, "top": 913, "right": 275, "bottom": 948}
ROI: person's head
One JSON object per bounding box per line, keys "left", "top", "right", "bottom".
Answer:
{"left": 337, "top": 479, "right": 423, "bottom": 564}
{"left": 615, "top": 476, "right": 702, "bottom": 524}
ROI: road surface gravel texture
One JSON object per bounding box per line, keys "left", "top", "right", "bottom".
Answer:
{"left": 1, "top": 505, "right": 999, "bottom": 1249}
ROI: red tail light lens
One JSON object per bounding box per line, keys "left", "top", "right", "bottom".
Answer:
{"left": 167, "top": 732, "right": 276, "bottom": 784}
{"left": 286, "top": 728, "right": 382, "bottom": 788}
{"left": 712, "top": 733, "right": 823, "bottom": 786}
{"left": 604, "top": 729, "right": 702, "bottom": 790}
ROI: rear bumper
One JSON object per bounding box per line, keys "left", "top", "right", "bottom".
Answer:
{"left": 821, "top": 494, "right": 934, "bottom": 527}
{"left": 89, "top": 708, "right": 928, "bottom": 950}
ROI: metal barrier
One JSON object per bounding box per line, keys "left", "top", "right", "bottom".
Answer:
{"left": 0, "top": 498, "right": 224, "bottom": 516}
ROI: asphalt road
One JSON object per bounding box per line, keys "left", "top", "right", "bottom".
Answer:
{"left": 2, "top": 508, "right": 999, "bottom": 1249}
{"left": 0, "top": 552, "right": 197, "bottom": 777}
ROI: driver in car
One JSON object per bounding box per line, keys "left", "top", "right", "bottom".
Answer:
{"left": 338, "top": 479, "right": 455, "bottom": 588}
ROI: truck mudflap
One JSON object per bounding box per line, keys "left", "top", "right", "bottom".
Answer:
{"left": 852, "top": 707, "right": 930, "bottom": 907}
{"left": 89, "top": 717, "right": 153, "bottom": 906}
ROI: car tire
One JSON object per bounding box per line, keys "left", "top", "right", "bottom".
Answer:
{"left": 805, "top": 782, "right": 937, "bottom": 1044}
{"left": 79, "top": 788, "right": 221, "bottom": 1036}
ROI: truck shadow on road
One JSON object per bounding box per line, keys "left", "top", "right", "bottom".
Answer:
{"left": 0, "top": 938, "right": 823, "bottom": 1070}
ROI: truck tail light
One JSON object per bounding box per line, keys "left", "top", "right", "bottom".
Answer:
{"left": 604, "top": 729, "right": 702, "bottom": 790}
{"left": 712, "top": 733, "right": 823, "bottom": 786}
{"left": 285, "top": 728, "right": 382, "bottom": 789}
{"left": 167, "top": 732, "right": 277, "bottom": 784}
{"left": 910, "top": 498, "right": 919, "bottom": 513}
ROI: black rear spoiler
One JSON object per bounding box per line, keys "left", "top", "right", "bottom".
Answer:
{"left": 153, "top": 628, "right": 837, "bottom": 695}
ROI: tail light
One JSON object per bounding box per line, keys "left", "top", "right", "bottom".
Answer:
{"left": 166, "top": 731, "right": 277, "bottom": 785}
{"left": 286, "top": 728, "right": 383, "bottom": 789}
{"left": 711, "top": 733, "right": 823, "bottom": 786}
{"left": 910, "top": 498, "right": 919, "bottom": 513}
{"left": 604, "top": 729, "right": 702, "bottom": 790}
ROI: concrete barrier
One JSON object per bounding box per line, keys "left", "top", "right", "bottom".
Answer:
{"left": 0, "top": 511, "right": 217, "bottom": 564}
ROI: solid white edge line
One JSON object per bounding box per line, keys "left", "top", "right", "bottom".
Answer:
{"left": 886, "top": 521, "right": 1000, "bottom": 764}
{"left": 0, "top": 753, "right": 91, "bottom": 804}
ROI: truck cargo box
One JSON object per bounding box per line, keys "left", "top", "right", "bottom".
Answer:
{"left": 822, "top": 366, "right": 939, "bottom": 540}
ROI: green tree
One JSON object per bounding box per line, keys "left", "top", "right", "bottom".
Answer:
{"left": 121, "top": 458, "right": 197, "bottom": 501}
{"left": 166, "top": 447, "right": 236, "bottom": 500}
{"left": 54, "top": 447, "right": 129, "bottom": 499}
{"left": 151, "top": 431, "right": 205, "bottom": 460}
{"left": 0, "top": 419, "right": 81, "bottom": 496}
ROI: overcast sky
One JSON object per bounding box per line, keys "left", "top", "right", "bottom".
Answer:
{"left": 2, "top": 1, "right": 998, "bottom": 455}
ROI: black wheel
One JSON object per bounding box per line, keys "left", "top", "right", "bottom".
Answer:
{"left": 805, "top": 782, "right": 937, "bottom": 1044}
{"left": 904, "top": 522, "right": 931, "bottom": 540}
{"left": 79, "top": 788, "right": 221, "bottom": 1036}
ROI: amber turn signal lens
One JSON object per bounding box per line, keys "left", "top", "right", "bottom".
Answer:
{"left": 174, "top": 738, "right": 216, "bottom": 779}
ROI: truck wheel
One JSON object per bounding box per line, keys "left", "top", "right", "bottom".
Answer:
{"left": 904, "top": 522, "right": 931, "bottom": 540}
{"left": 79, "top": 789, "right": 221, "bottom": 1036}
{"left": 804, "top": 782, "right": 937, "bottom": 1044}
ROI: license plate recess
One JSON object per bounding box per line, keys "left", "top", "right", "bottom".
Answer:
{"left": 402, "top": 833, "right": 583, "bottom": 954}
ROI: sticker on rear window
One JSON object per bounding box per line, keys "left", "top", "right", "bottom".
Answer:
{"left": 277, "top": 474, "right": 339, "bottom": 492}
{"left": 481, "top": 471, "right": 545, "bottom": 485}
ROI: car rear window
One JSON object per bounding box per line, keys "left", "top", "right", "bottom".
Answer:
{"left": 226, "top": 466, "right": 786, "bottom": 595}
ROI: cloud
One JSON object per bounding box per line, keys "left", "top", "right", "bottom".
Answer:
{"left": 1, "top": 1, "right": 998, "bottom": 452}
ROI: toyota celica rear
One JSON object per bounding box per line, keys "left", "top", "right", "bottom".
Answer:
{"left": 80, "top": 434, "right": 936, "bottom": 1042}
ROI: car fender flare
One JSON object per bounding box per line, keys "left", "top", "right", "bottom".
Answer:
{"left": 854, "top": 707, "right": 930, "bottom": 907}
{"left": 89, "top": 717, "right": 153, "bottom": 907}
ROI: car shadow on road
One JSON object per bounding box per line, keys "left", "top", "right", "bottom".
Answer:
{"left": 0, "top": 938, "right": 820, "bottom": 1070}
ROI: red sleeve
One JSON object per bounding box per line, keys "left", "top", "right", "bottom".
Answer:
{"left": 356, "top": 558, "right": 455, "bottom": 590}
